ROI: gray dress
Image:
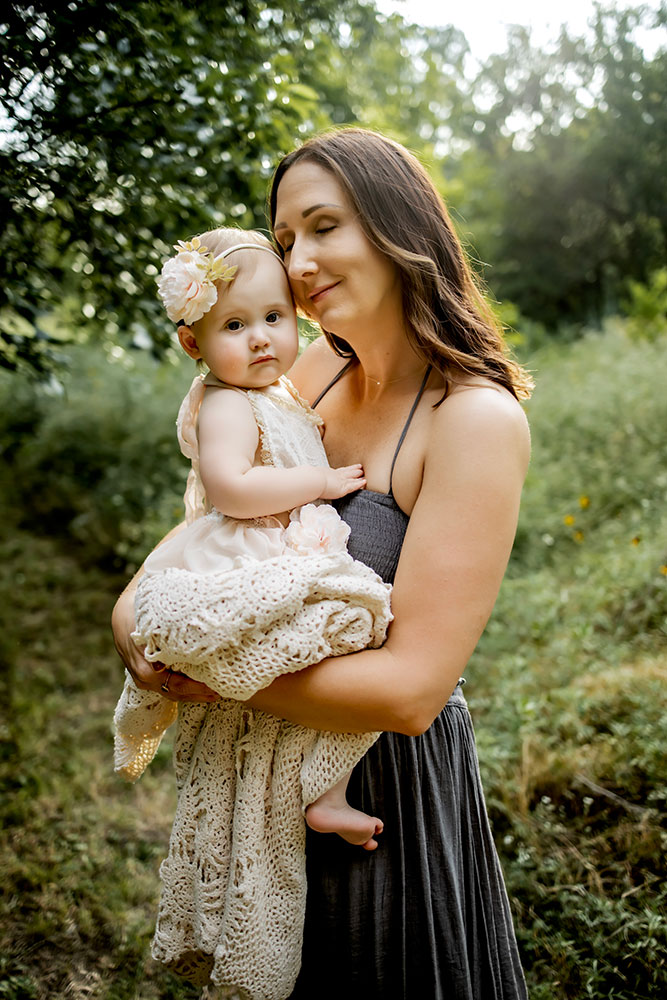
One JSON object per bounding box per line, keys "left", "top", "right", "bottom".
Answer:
{"left": 289, "top": 362, "right": 528, "bottom": 999}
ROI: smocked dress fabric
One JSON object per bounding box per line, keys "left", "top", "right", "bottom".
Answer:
{"left": 288, "top": 361, "right": 528, "bottom": 1000}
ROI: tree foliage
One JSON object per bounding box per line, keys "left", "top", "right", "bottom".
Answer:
{"left": 0, "top": 0, "right": 371, "bottom": 370}
{"left": 450, "top": 4, "right": 667, "bottom": 327}
{"left": 1, "top": 1, "right": 666, "bottom": 370}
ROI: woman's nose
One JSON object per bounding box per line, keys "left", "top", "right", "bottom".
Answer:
{"left": 286, "top": 237, "right": 316, "bottom": 280}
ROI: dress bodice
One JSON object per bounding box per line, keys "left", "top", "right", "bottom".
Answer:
{"left": 333, "top": 490, "right": 408, "bottom": 585}
{"left": 314, "top": 359, "right": 430, "bottom": 585}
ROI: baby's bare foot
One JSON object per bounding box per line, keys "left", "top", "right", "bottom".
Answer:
{"left": 306, "top": 800, "right": 384, "bottom": 851}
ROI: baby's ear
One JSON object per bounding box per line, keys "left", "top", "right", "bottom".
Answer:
{"left": 178, "top": 325, "right": 201, "bottom": 359}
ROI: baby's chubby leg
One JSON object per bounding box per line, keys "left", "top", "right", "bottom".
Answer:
{"left": 305, "top": 772, "right": 383, "bottom": 851}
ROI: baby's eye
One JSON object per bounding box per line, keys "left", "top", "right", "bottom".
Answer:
{"left": 265, "top": 311, "right": 281, "bottom": 324}
{"left": 225, "top": 319, "right": 243, "bottom": 332}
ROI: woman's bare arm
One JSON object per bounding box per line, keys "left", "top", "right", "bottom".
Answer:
{"left": 247, "top": 386, "right": 530, "bottom": 734}
{"left": 111, "top": 522, "right": 221, "bottom": 702}
{"left": 113, "top": 340, "right": 529, "bottom": 720}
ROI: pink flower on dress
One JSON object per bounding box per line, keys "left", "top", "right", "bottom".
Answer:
{"left": 284, "top": 503, "right": 350, "bottom": 556}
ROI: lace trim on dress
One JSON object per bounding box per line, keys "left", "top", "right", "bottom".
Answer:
{"left": 247, "top": 389, "right": 273, "bottom": 469}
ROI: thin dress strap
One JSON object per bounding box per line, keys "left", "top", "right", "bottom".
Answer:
{"left": 388, "top": 366, "right": 432, "bottom": 496}
{"left": 311, "top": 358, "right": 356, "bottom": 408}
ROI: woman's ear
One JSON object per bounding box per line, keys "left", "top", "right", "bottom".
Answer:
{"left": 178, "top": 325, "right": 201, "bottom": 359}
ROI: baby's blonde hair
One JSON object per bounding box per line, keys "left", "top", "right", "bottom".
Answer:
{"left": 197, "top": 227, "right": 286, "bottom": 307}
{"left": 196, "top": 227, "right": 276, "bottom": 258}
{"left": 196, "top": 227, "right": 292, "bottom": 314}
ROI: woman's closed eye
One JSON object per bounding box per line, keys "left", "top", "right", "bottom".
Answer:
{"left": 278, "top": 223, "right": 335, "bottom": 255}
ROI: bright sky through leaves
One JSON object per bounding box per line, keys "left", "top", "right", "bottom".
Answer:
{"left": 375, "top": 0, "right": 665, "bottom": 60}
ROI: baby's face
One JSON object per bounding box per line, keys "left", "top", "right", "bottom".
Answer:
{"left": 193, "top": 252, "right": 299, "bottom": 389}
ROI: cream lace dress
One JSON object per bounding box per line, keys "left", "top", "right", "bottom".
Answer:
{"left": 113, "top": 372, "right": 392, "bottom": 999}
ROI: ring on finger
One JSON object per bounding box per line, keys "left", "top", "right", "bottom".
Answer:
{"left": 161, "top": 669, "right": 173, "bottom": 693}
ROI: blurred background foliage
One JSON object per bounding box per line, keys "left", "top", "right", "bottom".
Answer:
{"left": 1, "top": 0, "right": 666, "bottom": 371}
{"left": 1, "top": 1, "right": 666, "bottom": 998}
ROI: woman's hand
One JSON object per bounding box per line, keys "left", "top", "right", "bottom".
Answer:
{"left": 111, "top": 578, "right": 221, "bottom": 704}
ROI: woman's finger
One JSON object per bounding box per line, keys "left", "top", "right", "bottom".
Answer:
{"left": 126, "top": 648, "right": 220, "bottom": 703}
{"left": 159, "top": 668, "right": 221, "bottom": 703}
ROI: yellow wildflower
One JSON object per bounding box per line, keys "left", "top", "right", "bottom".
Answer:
{"left": 563, "top": 514, "right": 575, "bottom": 526}
{"left": 574, "top": 530, "right": 584, "bottom": 543}
{"left": 579, "top": 495, "right": 590, "bottom": 509}
{"left": 631, "top": 536, "right": 641, "bottom": 546}
{"left": 659, "top": 565, "right": 667, "bottom": 575}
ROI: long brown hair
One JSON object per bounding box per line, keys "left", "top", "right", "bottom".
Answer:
{"left": 269, "top": 128, "right": 533, "bottom": 400}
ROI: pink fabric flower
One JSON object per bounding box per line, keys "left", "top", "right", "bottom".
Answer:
{"left": 157, "top": 251, "right": 218, "bottom": 325}
{"left": 284, "top": 503, "right": 351, "bottom": 556}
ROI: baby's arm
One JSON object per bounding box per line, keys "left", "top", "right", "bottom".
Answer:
{"left": 199, "top": 387, "right": 365, "bottom": 519}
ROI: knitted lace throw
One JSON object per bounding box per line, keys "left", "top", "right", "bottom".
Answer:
{"left": 113, "top": 374, "right": 392, "bottom": 999}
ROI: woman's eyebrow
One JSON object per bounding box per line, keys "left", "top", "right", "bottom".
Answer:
{"left": 274, "top": 203, "right": 341, "bottom": 230}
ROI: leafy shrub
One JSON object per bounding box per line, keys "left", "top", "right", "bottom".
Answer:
{"left": 622, "top": 268, "right": 667, "bottom": 342}
{"left": 0, "top": 345, "right": 193, "bottom": 568}
{"left": 509, "top": 322, "right": 667, "bottom": 573}
{"left": 492, "top": 298, "right": 551, "bottom": 357}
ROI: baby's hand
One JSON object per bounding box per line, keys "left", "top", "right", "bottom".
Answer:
{"left": 320, "top": 464, "right": 366, "bottom": 499}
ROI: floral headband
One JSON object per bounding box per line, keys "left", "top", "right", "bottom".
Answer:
{"left": 156, "top": 237, "right": 280, "bottom": 326}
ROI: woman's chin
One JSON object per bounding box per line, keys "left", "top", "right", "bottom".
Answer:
{"left": 315, "top": 307, "right": 354, "bottom": 339}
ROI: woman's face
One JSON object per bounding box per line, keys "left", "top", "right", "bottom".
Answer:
{"left": 273, "top": 161, "right": 402, "bottom": 338}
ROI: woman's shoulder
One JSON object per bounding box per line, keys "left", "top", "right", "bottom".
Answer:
{"left": 445, "top": 377, "right": 529, "bottom": 418}
{"left": 429, "top": 379, "right": 531, "bottom": 469}
{"left": 288, "top": 335, "right": 349, "bottom": 404}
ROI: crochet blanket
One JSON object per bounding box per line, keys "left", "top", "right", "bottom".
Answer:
{"left": 114, "top": 549, "right": 391, "bottom": 998}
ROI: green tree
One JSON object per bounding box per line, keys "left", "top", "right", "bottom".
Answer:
{"left": 310, "top": 11, "right": 472, "bottom": 157}
{"left": 452, "top": 4, "right": 667, "bottom": 327}
{"left": 0, "top": 0, "right": 370, "bottom": 371}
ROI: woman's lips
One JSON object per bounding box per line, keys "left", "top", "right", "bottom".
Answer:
{"left": 308, "top": 282, "right": 339, "bottom": 305}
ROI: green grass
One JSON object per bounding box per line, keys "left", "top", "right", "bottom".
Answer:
{"left": 1, "top": 322, "right": 665, "bottom": 997}
{"left": 0, "top": 526, "right": 196, "bottom": 999}
{"left": 467, "top": 321, "right": 667, "bottom": 998}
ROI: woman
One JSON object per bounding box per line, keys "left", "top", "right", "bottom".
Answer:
{"left": 113, "top": 127, "right": 532, "bottom": 998}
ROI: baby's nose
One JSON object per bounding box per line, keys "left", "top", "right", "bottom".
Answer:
{"left": 250, "top": 326, "right": 271, "bottom": 348}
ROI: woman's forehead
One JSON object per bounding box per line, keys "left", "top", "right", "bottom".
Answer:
{"left": 274, "top": 161, "right": 348, "bottom": 226}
